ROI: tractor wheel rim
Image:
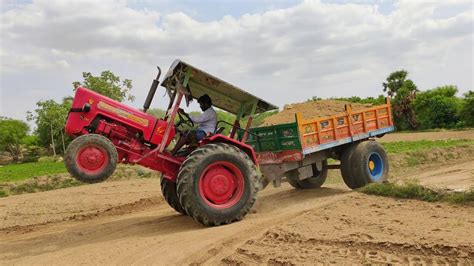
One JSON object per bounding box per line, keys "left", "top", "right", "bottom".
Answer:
{"left": 77, "top": 145, "right": 108, "bottom": 174}
{"left": 198, "top": 161, "right": 244, "bottom": 209}
{"left": 367, "top": 152, "right": 383, "bottom": 181}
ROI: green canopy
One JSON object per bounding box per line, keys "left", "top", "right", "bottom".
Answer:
{"left": 161, "top": 59, "right": 278, "bottom": 117}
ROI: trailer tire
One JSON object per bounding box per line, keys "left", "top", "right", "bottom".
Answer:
{"left": 352, "top": 140, "right": 389, "bottom": 185}
{"left": 177, "top": 143, "right": 258, "bottom": 226}
{"left": 340, "top": 144, "right": 359, "bottom": 189}
{"left": 340, "top": 141, "right": 388, "bottom": 189}
{"left": 160, "top": 175, "right": 186, "bottom": 215}
{"left": 65, "top": 134, "right": 117, "bottom": 183}
{"left": 287, "top": 160, "right": 328, "bottom": 189}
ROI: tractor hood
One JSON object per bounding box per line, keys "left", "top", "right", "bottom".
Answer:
{"left": 161, "top": 59, "right": 278, "bottom": 117}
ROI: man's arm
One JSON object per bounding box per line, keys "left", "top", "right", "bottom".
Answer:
{"left": 190, "top": 111, "right": 211, "bottom": 124}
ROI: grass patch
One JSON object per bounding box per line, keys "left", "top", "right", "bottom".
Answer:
{"left": 358, "top": 181, "right": 474, "bottom": 204}
{"left": 381, "top": 139, "right": 474, "bottom": 154}
{"left": 0, "top": 161, "right": 67, "bottom": 182}
{"left": 7, "top": 176, "right": 82, "bottom": 195}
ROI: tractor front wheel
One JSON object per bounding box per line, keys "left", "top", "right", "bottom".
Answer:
{"left": 65, "top": 134, "right": 118, "bottom": 183}
{"left": 177, "top": 143, "right": 258, "bottom": 226}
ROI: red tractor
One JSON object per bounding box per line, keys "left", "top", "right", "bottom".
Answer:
{"left": 64, "top": 60, "right": 278, "bottom": 226}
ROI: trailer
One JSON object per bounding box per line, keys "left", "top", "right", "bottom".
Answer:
{"left": 245, "top": 100, "right": 394, "bottom": 190}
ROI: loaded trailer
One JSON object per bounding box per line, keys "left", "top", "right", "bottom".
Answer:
{"left": 64, "top": 59, "right": 394, "bottom": 226}
{"left": 245, "top": 100, "right": 394, "bottom": 190}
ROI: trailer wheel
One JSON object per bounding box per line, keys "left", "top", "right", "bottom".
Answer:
{"left": 340, "top": 144, "right": 359, "bottom": 189}
{"left": 160, "top": 175, "right": 186, "bottom": 215}
{"left": 340, "top": 141, "right": 388, "bottom": 189}
{"left": 65, "top": 134, "right": 118, "bottom": 183}
{"left": 287, "top": 160, "right": 328, "bottom": 189}
{"left": 177, "top": 143, "right": 258, "bottom": 226}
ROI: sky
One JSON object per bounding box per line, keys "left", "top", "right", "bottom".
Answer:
{"left": 0, "top": 0, "right": 473, "bottom": 123}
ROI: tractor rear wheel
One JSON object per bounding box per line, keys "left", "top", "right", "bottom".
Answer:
{"left": 177, "top": 143, "right": 258, "bottom": 226}
{"left": 65, "top": 134, "right": 118, "bottom": 183}
{"left": 160, "top": 175, "right": 186, "bottom": 215}
{"left": 287, "top": 160, "right": 328, "bottom": 189}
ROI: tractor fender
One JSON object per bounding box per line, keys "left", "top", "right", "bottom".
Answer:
{"left": 201, "top": 135, "right": 259, "bottom": 166}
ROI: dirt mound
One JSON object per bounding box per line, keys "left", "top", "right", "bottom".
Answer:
{"left": 262, "top": 100, "right": 373, "bottom": 126}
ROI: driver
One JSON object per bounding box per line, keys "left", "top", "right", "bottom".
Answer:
{"left": 170, "top": 94, "right": 217, "bottom": 155}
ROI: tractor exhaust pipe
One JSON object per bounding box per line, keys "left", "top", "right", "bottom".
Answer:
{"left": 143, "top": 66, "right": 162, "bottom": 113}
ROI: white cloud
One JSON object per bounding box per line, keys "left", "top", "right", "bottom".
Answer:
{"left": 0, "top": 0, "right": 472, "bottom": 121}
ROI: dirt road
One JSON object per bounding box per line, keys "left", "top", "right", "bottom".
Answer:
{"left": 1, "top": 161, "right": 473, "bottom": 264}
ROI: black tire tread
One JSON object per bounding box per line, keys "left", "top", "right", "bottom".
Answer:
{"left": 340, "top": 143, "right": 359, "bottom": 189}
{"left": 340, "top": 140, "right": 388, "bottom": 190}
{"left": 287, "top": 160, "right": 328, "bottom": 189}
{"left": 352, "top": 141, "right": 389, "bottom": 185}
{"left": 160, "top": 175, "right": 186, "bottom": 214}
{"left": 65, "top": 134, "right": 118, "bottom": 184}
{"left": 177, "top": 143, "right": 258, "bottom": 226}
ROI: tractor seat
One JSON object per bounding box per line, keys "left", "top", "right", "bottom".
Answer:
{"left": 205, "top": 127, "right": 225, "bottom": 138}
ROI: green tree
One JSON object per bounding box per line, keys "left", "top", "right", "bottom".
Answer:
{"left": 0, "top": 117, "right": 29, "bottom": 161}
{"left": 73, "top": 70, "right": 134, "bottom": 102}
{"left": 383, "top": 70, "right": 418, "bottom": 130}
{"left": 412, "top": 86, "right": 462, "bottom": 129}
{"left": 27, "top": 99, "right": 71, "bottom": 156}
{"left": 460, "top": 90, "right": 474, "bottom": 127}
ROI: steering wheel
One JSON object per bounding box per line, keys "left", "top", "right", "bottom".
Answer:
{"left": 177, "top": 109, "right": 194, "bottom": 128}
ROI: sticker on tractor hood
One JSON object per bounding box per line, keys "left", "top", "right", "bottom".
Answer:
{"left": 97, "top": 101, "right": 149, "bottom": 127}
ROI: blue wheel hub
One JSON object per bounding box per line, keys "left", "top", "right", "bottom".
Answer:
{"left": 367, "top": 152, "right": 383, "bottom": 181}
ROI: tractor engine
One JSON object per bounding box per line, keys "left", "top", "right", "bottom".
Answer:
{"left": 94, "top": 119, "right": 151, "bottom": 163}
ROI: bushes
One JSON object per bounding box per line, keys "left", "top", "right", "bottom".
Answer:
{"left": 412, "top": 86, "right": 463, "bottom": 129}
{"left": 459, "top": 91, "right": 474, "bottom": 127}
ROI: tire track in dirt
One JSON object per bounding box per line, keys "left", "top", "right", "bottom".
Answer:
{"left": 219, "top": 193, "right": 474, "bottom": 265}
{"left": 0, "top": 179, "right": 162, "bottom": 230}
{"left": 0, "top": 196, "right": 162, "bottom": 234}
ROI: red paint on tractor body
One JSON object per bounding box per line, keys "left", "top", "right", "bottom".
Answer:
{"left": 66, "top": 87, "right": 175, "bottom": 146}
{"left": 65, "top": 86, "right": 181, "bottom": 179}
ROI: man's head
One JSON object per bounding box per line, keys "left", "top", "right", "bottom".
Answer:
{"left": 198, "top": 94, "right": 212, "bottom": 111}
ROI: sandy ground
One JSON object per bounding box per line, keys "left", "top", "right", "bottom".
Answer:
{"left": 405, "top": 161, "right": 474, "bottom": 192}
{"left": 1, "top": 131, "right": 473, "bottom": 264}
{"left": 1, "top": 163, "right": 473, "bottom": 264}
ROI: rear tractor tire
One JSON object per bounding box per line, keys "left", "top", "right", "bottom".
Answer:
{"left": 340, "top": 140, "right": 388, "bottom": 189}
{"left": 177, "top": 143, "right": 259, "bottom": 226}
{"left": 65, "top": 134, "right": 118, "bottom": 183}
{"left": 160, "top": 175, "right": 186, "bottom": 215}
{"left": 287, "top": 160, "right": 328, "bottom": 189}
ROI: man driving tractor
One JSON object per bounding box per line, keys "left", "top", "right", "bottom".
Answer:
{"left": 170, "top": 94, "right": 217, "bottom": 155}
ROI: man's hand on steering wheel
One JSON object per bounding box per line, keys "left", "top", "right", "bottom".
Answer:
{"left": 177, "top": 108, "right": 194, "bottom": 127}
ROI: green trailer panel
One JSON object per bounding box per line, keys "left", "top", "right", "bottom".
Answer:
{"left": 246, "top": 122, "right": 301, "bottom": 152}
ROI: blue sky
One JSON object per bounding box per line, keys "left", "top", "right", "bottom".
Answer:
{"left": 0, "top": 0, "right": 472, "bottom": 123}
